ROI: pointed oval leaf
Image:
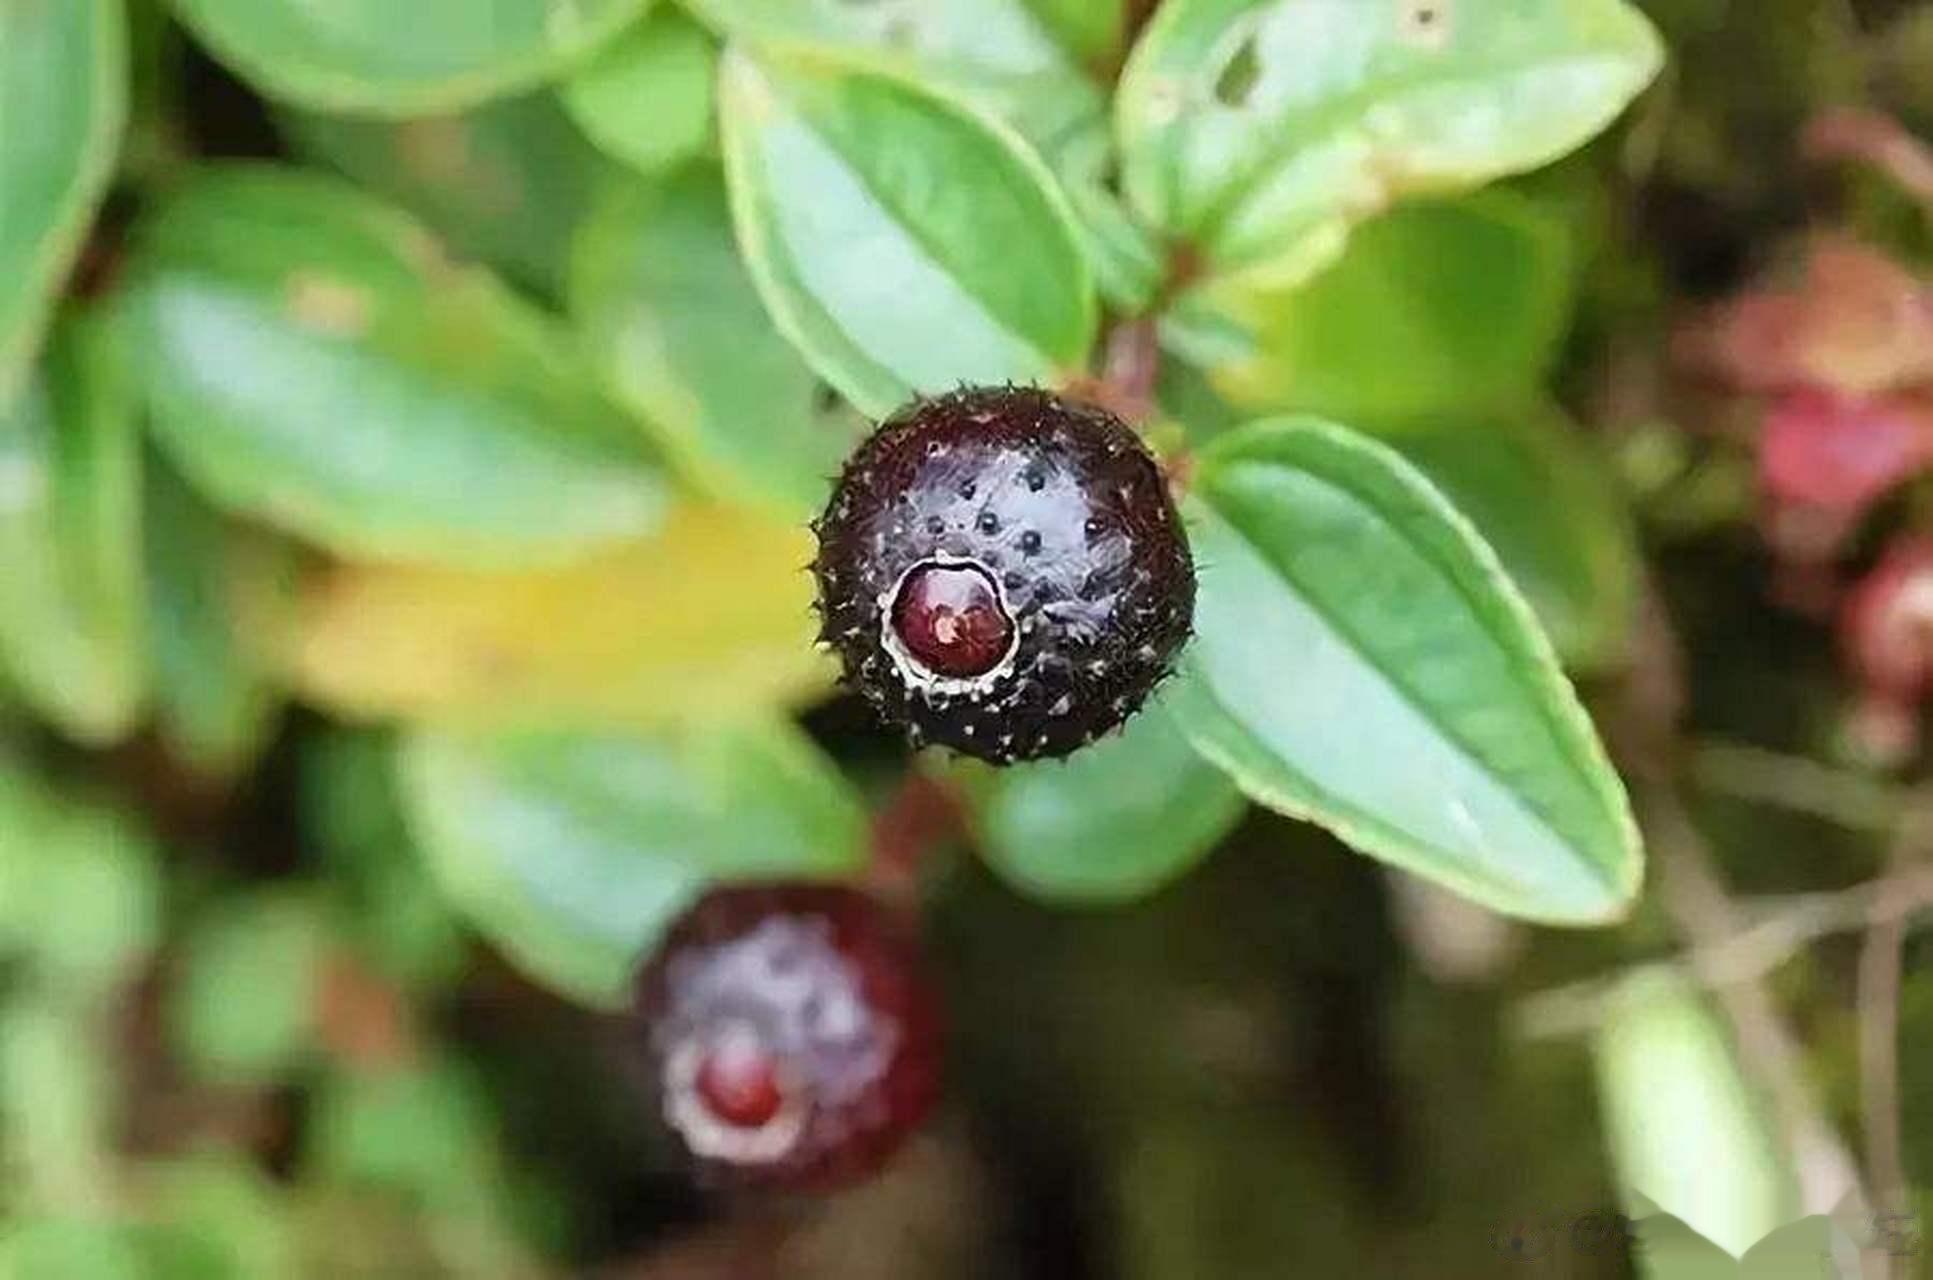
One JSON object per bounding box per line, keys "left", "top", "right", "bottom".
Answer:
{"left": 0, "top": 0, "right": 125, "bottom": 405}
{"left": 1116, "top": 0, "right": 1662, "bottom": 283}
{"left": 170, "top": 0, "right": 651, "bottom": 117}
{"left": 690, "top": 0, "right": 1118, "bottom": 313}
{"left": 1166, "top": 418, "right": 1639, "bottom": 924}
{"left": 570, "top": 167, "right": 864, "bottom": 518}
{"left": 0, "top": 313, "right": 148, "bottom": 745}
{"left": 397, "top": 721, "right": 866, "bottom": 1005}
{"left": 720, "top": 48, "right": 1095, "bottom": 416}
{"left": 974, "top": 699, "right": 1247, "bottom": 903}
{"left": 563, "top": 9, "right": 719, "bottom": 178}
{"left": 124, "top": 167, "right": 667, "bottom": 568}
{"left": 272, "top": 503, "right": 833, "bottom": 728}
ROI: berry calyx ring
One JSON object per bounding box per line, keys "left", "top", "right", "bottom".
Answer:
{"left": 881, "top": 555, "right": 1021, "bottom": 689}
{"left": 812, "top": 386, "right": 1196, "bottom": 765}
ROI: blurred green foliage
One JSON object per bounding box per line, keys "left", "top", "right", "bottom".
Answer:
{"left": 2, "top": 0, "right": 1928, "bottom": 1275}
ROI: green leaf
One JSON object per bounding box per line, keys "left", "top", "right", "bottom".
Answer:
{"left": 0, "top": 0, "right": 125, "bottom": 406}
{"left": 282, "top": 92, "right": 617, "bottom": 298}
{"left": 170, "top": 0, "right": 651, "bottom": 117}
{"left": 1021, "top": 0, "right": 1125, "bottom": 65}
{"left": 305, "top": 1055, "right": 538, "bottom": 1265}
{"left": 125, "top": 166, "right": 667, "bottom": 568}
{"left": 0, "top": 767, "right": 160, "bottom": 999}
{"left": 1384, "top": 406, "right": 1639, "bottom": 671}
{"left": 0, "top": 312, "right": 148, "bottom": 745}
{"left": 308, "top": 1058, "right": 499, "bottom": 1201}
{"left": 1593, "top": 975, "right": 1795, "bottom": 1259}
{"left": 302, "top": 732, "right": 466, "bottom": 989}
{"left": 1057, "top": 127, "right": 1169, "bottom": 313}
{"left": 1202, "top": 190, "right": 1577, "bottom": 422}
{"left": 720, "top": 49, "right": 1095, "bottom": 416}
{"left": 1116, "top": 0, "right": 1662, "bottom": 285}
{"left": 563, "top": 10, "right": 719, "bottom": 178}
{"left": 571, "top": 166, "right": 862, "bottom": 518}
{"left": 973, "top": 699, "right": 1247, "bottom": 903}
{"left": 144, "top": 459, "right": 286, "bottom": 778}
{"left": 142, "top": 1157, "right": 295, "bottom": 1280}
{"left": 397, "top": 720, "right": 867, "bottom": 1005}
{"left": 1166, "top": 418, "right": 1639, "bottom": 924}
{"left": 688, "top": 0, "right": 1101, "bottom": 148}
{"left": 0, "top": 1000, "right": 114, "bottom": 1209}
{"left": 0, "top": 1218, "right": 144, "bottom": 1280}
{"left": 171, "top": 889, "right": 329, "bottom": 1084}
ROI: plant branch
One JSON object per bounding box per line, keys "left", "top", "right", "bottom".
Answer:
{"left": 1690, "top": 739, "right": 1905, "bottom": 833}
{"left": 1517, "top": 861, "right": 1933, "bottom": 1040}
{"left": 866, "top": 768, "right": 969, "bottom": 908}
{"left": 1646, "top": 784, "right": 1871, "bottom": 1216}
{"left": 1586, "top": 584, "right": 1873, "bottom": 1218}
{"left": 1860, "top": 900, "right": 1910, "bottom": 1215}
{"left": 1806, "top": 107, "right": 1933, "bottom": 214}
{"left": 1858, "top": 799, "right": 1933, "bottom": 1214}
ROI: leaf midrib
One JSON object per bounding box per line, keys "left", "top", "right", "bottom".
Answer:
{"left": 1177, "top": 648, "right": 1582, "bottom": 912}
{"left": 1201, "top": 467, "right": 1623, "bottom": 887}
{"left": 773, "top": 65, "right": 1079, "bottom": 371}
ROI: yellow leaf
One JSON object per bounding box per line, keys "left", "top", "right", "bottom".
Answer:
{"left": 273, "top": 504, "right": 833, "bottom": 726}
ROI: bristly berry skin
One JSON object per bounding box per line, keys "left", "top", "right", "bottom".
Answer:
{"left": 812, "top": 386, "right": 1195, "bottom": 765}
{"left": 635, "top": 884, "right": 941, "bottom": 1191}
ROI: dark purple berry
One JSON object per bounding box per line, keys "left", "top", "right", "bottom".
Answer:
{"left": 812, "top": 386, "right": 1195, "bottom": 765}
{"left": 635, "top": 884, "right": 941, "bottom": 1190}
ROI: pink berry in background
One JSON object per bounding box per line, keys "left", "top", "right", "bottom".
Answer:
{"left": 1758, "top": 388, "right": 1933, "bottom": 512}
{"left": 635, "top": 884, "right": 941, "bottom": 1190}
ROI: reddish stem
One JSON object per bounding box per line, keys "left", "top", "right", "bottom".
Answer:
{"left": 865, "top": 770, "right": 969, "bottom": 907}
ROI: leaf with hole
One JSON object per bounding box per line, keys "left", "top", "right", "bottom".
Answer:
{"left": 571, "top": 167, "right": 863, "bottom": 518}
{"left": 169, "top": 0, "right": 651, "bottom": 116}
{"left": 397, "top": 720, "right": 867, "bottom": 1004}
{"left": 973, "top": 700, "right": 1247, "bottom": 903}
{"left": 124, "top": 166, "right": 667, "bottom": 568}
{"left": 0, "top": 0, "right": 125, "bottom": 407}
{"left": 1166, "top": 418, "right": 1640, "bottom": 924}
{"left": 0, "top": 312, "right": 148, "bottom": 746}
{"left": 721, "top": 48, "right": 1095, "bottom": 416}
{"left": 272, "top": 504, "right": 833, "bottom": 728}
{"left": 563, "top": 9, "right": 719, "bottom": 179}
{"left": 1116, "top": 0, "right": 1662, "bottom": 287}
